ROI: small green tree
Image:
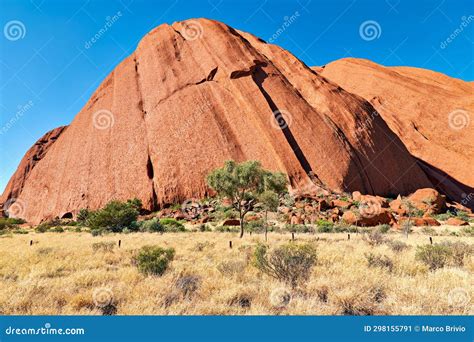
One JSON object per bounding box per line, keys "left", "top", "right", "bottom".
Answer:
{"left": 87, "top": 199, "right": 141, "bottom": 233}
{"left": 207, "top": 160, "right": 287, "bottom": 238}
{"left": 259, "top": 191, "right": 279, "bottom": 241}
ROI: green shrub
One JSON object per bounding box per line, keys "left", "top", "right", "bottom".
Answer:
{"left": 455, "top": 210, "right": 469, "bottom": 221}
{"left": 12, "top": 229, "right": 29, "bottom": 234}
{"left": 50, "top": 226, "right": 64, "bottom": 233}
{"left": 460, "top": 226, "right": 474, "bottom": 237}
{"left": 376, "top": 224, "right": 391, "bottom": 234}
{"left": 434, "top": 212, "right": 453, "bottom": 221}
{"left": 0, "top": 217, "right": 26, "bottom": 230}
{"left": 140, "top": 218, "right": 164, "bottom": 232}
{"left": 246, "top": 220, "right": 266, "bottom": 233}
{"left": 333, "top": 223, "right": 358, "bottom": 233}
{"left": 159, "top": 218, "right": 185, "bottom": 232}
{"left": 316, "top": 220, "right": 333, "bottom": 233}
{"left": 285, "top": 224, "right": 314, "bottom": 233}
{"left": 365, "top": 253, "right": 394, "bottom": 272}
{"left": 134, "top": 246, "right": 175, "bottom": 276}
{"left": 416, "top": 244, "right": 452, "bottom": 270}
{"left": 77, "top": 209, "right": 91, "bottom": 224}
{"left": 90, "top": 228, "right": 104, "bottom": 236}
{"left": 215, "top": 225, "right": 240, "bottom": 232}
{"left": 253, "top": 243, "right": 317, "bottom": 288}
{"left": 35, "top": 224, "right": 50, "bottom": 233}
{"left": 198, "top": 224, "right": 211, "bottom": 232}
{"left": 87, "top": 200, "right": 140, "bottom": 232}
{"left": 0, "top": 218, "right": 24, "bottom": 231}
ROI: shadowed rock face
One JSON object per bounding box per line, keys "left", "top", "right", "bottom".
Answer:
{"left": 318, "top": 58, "right": 474, "bottom": 207}
{"left": 1, "top": 19, "right": 434, "bottom": 223}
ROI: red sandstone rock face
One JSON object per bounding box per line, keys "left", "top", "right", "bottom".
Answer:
{"left": 0, "top": 126, "right": 67, "bottom": 213}
{"left": 1, "top": 19, "right": 433, "bottom": 223}
{"left": 318, "top": 58, "right": 474, "bottom": 207}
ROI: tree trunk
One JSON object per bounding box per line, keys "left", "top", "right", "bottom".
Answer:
{"left": 239, "top": 210, "right": 244, "bottom": 238}
{"left": 265, "top": 210, "right": 268, "bottom": 242}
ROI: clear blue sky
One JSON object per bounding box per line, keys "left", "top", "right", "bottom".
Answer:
{"left": 1, "top": 0, "right": 473, "bottom": 192}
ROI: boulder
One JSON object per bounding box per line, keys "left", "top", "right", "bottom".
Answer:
{"left": 399, "top": 217, "right": 441, "bottom": 227}
{"left": 445, "top": 217, "right": 469, "bottom": 226}
{"left": 342, "top": 209, "right": 394, "bottom": 226}
{"left": 408, "top": 188, "right": 446, "bottom": 214}
{"left": 222, "top": 219, "right": 240, "bottom": 226}
{"left": 331, "top": 199, "right": 352, "bottom": 208}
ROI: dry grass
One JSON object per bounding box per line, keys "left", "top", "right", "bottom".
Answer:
{"left": 0, "top": 228, "right": 472, "bottom": 315}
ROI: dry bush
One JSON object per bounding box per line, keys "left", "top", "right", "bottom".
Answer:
{"left": 415, "top": 244, "right": 452, "bottom": 271}
{"left": 217, "top": 260, "right": 247, "bottom": 277}
{"left": 386, "top": 240, "right": 409, "bottom": 253}
{"left": 362, "top": 231, "right": 385, "bottom": 246}
{"left": 174, "top": 272, "right": 201, "bottom": 299}
{"left": 439, "top": 241, "right": 473, "bottom": 266}
{"left": 365, "top": 253, "right": 394, "bottom": 272}
{"left": 253, "top": 242, "right": 317, "bottom": 288}
{"left": 92, "top": 241, "right": 115, "bottom": 253}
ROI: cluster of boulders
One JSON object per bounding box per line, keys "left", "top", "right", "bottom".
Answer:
{"left": 134, "top": 188, "right": 472, "bottom": 229}
{"left": 280, "top": 188, "right": 472, "bottom": 228}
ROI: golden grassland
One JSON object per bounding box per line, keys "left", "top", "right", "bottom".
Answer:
{"left": 0, "top": 227, "right": 472, "bottom": 315}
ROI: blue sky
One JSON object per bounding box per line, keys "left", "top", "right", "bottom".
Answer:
{"left": 0, "top": 0, "right": 473, "bottom": 192}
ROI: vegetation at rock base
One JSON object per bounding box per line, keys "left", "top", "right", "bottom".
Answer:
{"left": 207, "top": 160, "right": 287, "bottom": 238}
